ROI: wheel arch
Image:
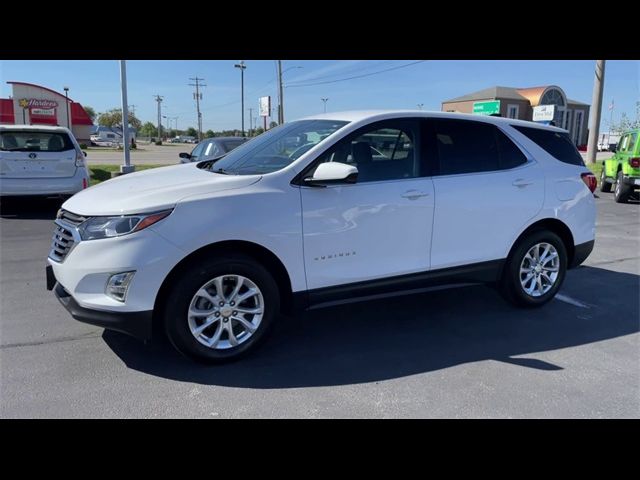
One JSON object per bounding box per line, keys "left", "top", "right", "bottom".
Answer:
{"left": 506, "top": 218, "right": 575, "bottom": 269}
{"left": 152, "top": 240, "right": 294, "bottom": 338}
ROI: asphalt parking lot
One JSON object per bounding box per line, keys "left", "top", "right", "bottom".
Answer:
{"left": 0, "top": 192, "right": 638, "bottom": 418}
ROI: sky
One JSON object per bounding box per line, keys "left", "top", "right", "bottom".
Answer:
{"left": 1, "top": 60, "right": 638, "bottom": 132}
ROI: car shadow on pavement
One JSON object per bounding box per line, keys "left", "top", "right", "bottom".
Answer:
{"left": 0, "top": 196, "right": 64, "bottom": 220}
{"left": 103, "top": 266, "right": 639, "bottom": 388}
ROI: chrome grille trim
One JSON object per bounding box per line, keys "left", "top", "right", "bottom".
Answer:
{"left": 49, "top": 210, "right": 84, "bottom": 263}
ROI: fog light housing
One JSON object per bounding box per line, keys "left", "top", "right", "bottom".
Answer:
{"left": 106, "top": 271, "right": 135, "bottom": 302}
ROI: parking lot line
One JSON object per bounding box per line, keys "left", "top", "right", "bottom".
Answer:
{"left": 554, "top": 293, "right": 590, "bottom": 309}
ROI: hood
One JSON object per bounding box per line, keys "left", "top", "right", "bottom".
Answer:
{"left": 63, "top": 163, "right": 261, "bottom": 216}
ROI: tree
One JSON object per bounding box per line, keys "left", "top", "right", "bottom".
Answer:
{"left": 254, "top": 127, "right": 265, "bottom": 136}
{"left": 139, "top": 122, "right": 157, "bottom": 137}
{"left": 83, "top": 105, "right": 97, "bottom": 123}
{"left": 97, "top": 108, "right": 142, "bottom": 131}
{"left": 186, "top": 127, "right": 198, "bottom": 138}
{"left": 610, "top": 101, "right": 640, "bottom": 133}
{"left": 205, "top": 130, "right": 215, "bottom": 138}
{"left": 269, "top": 121, "right": 278, "bottom": 129}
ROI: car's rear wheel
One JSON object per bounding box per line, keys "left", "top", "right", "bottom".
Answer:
{"left": 614, "top": 170, "right": 631, "bottom": 203}
{"left": 164, "top": 254, "right": 279, "bottom": 363}
{"left": 499, "top": 230, "right": 567, "bottom": 308}
{"left": 600, "top": 165, "right": 612, "bottom": 192}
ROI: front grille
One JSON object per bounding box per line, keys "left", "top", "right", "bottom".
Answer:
{"left": 49, "top": 209, "right": 85, "bottom": 262}
{"left": 59, "top": 210, "right": 86, "bottom": 226}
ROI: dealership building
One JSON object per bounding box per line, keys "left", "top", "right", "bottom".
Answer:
{"left": 0, "top": 81, "right": 93, "bottom": 143}
{"left": 441, "top": 85, "right": 590, "bottom": 146}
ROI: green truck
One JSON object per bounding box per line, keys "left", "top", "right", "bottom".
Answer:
{"left": 600, "top": 128, "right": 640, "bottom": 203}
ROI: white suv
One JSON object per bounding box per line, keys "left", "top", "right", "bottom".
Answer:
{"left": 1, "top": 125, "right": 90, "bottom": 197}
{"left": 46, "top": 111, "right": 597, "bottom": 363}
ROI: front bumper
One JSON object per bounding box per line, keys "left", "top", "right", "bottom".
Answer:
{"left": 51, "top": 275, "right": 152, "bottom": 341}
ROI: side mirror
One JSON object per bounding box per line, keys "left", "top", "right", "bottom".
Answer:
{"left": 179, "top": 152, "right": 191, "bottom": 159}
{"left": 83, "top": 151, "right": 87, "bottom": 157}
{"left": 304, "top": 162, "right": 358, "bottom": 186}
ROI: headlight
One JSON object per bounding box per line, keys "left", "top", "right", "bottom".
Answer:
{"left": 78, "top": 209, "right": 172, "bottom": 240}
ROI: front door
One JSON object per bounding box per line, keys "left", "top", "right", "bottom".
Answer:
{"left": 300, "top": 119, "right": 434, "bottom": 290}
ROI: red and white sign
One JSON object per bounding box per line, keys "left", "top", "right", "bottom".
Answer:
{"left": 19, "top": 98, "right": 59, "bottom": 109}
{"left": 31, "top": 108, "right": 56, "bottom": 116}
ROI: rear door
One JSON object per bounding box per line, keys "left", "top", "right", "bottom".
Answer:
{"left": 0, "top": 130, "right": 78, "bottom": 178}
{"left": 426, "top": 118, "right": 544, "bottom": 269}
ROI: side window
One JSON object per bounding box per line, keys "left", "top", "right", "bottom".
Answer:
{"left": 617, "top": 135, "right": 627, "bottom": 152}
{"left": 625, "top": 132, "right": 637, "bottom": 152}
{"left": 314, "top": 121, "right": 420, "bottom": 183}
{"left": 495, "top": 129, "right": 528, "bottom": 169}
{"left": 431, "top": 119, "right": 500, "bottom": 175}
{"left": 204, "top": 141, "right": 221, "bottom": 158}
{"left": 512, "top": 125, "right": 584, "bottom": 166}
{"left": 190, "top": 142, "right": 206, "bottom": 161}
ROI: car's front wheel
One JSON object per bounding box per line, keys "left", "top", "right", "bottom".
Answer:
{"left": 499, "top": 230, "right": 567, "bottom": 308}
{"left": 164, "top": 254, "right": 279, "bottom": 363}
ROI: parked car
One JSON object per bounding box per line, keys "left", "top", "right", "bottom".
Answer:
{"left": 0, "top": 125, "right": 90, "bottom": 198}
{"left": 599, "top": 128, "right": 639, "bottom": 203}
{"left": 47, "top": 111, "right": 596, "bottom": 363}
{"left": 178, "top": 136, "right": 248, "bottom": 163}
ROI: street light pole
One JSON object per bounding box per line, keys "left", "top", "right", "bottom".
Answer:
{"left": 235, "top": 61, "right": 247, "bottom": 137}
{"left": 63, "top": 86, "right": 70, "bottom": 128}
{"left": 248, "top": 107, "right": 253, "bottom": 136}
{"left": 321, "top": 98, "right": 328, "bottom": 113}
{"left": 119, "top": 60, "right": 134, "bottom": 174}
{"left": 277, "top": 60, "right": 284, "bottom": 124}
{"left": 586, "top": 60, "right": 606, "bottom": 165}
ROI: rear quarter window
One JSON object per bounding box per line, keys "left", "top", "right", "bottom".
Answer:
{"left": 512, "top": 125, "right": 584, "bottom": 166}
{"left": 0, "top": 131, "right": 74, "bottom": 152}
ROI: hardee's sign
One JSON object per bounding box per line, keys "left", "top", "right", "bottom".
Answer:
{"left": 18, "top": 98, "right": 59, "bottom": 109}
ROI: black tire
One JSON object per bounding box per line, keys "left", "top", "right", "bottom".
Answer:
{"left": 499, "top": 230, "right": 568, "bottom": 308}
{"left": 164, "top": 253, "right": 280, "bottom": 364}
{"left": 600, "top": 165, "right": 612, "bottom": 192}
{"left": 614, "top": 170, "right": 631, "bottom": 203}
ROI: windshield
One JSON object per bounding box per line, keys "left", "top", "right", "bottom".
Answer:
{"left": 0, "top": 131, "right": 74, "bottom": 152}
{"left": 203, "top": 120, "right": 348, "bottom": 175}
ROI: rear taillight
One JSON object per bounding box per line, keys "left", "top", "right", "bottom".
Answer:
{"left": 629, "top": 157, "right": 640, "bottom": 169}
{"left": 76, "top": 151, "right": 85, "bottom": 167}
{"left": 581, "top": 172, "right": 597, "bottom": 193}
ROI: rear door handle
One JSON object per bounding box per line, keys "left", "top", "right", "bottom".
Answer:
{"left": 401, "top": 190, "right": 430, "bottom": 200}
{"left": 512, "top": 179, "right": 534, "bottom": 188}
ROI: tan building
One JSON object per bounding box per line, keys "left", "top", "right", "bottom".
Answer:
{"left": 441, "top": 85, "right": 590, "bottom": 146}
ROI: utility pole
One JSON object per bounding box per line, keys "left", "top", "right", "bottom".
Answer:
{"left": 119, "top": 61, "right": 134, "bottom": 174}
{"left": 248, "top": 107, "right": 253, "bottom": 136}
{"left": 234, "top": 61, "right": 247, "bottom": 137}
{"left": 321, "top": 97, "right": 328, "bottom": 113}
{"left": 128, "top": 104, "right": 136, "bottom": 117}
{"left": 277, "top": 60, "right": 284, "bottom": 124}
{"left": 586, "top": 60, "right": 606, "bottom": 165}
{"left": 153, "top": 94, "right": 163, "bottom": 143}
{"left": 189, "top": 77, "right": 206, "bottom": 141}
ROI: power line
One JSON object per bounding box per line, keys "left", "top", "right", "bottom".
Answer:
{"left": 286, "top": 61, "right": 427, "bottom": 88}
{"left": 286, "top": 60, "right": 394, "bottom": 85}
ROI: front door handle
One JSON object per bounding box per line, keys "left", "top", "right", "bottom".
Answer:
{"left": 401, "top": 190, "right": 430, "bottom": 200}
{"left": 512, "top": 179, "right": 534, "bottom": 188}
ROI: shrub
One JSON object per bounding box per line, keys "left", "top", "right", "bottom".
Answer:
{"left": 79, "top": 143, "right": 88, "bottom": 149}
{"left": 155, "top": 141, "right": 163, "bottom": 146}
